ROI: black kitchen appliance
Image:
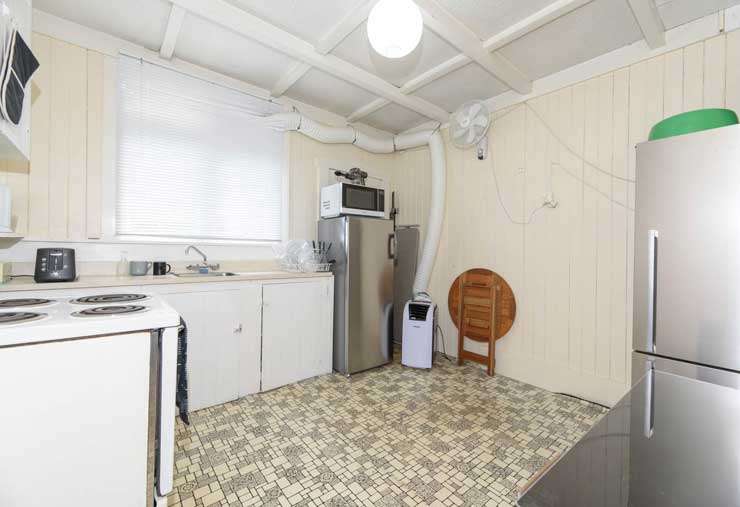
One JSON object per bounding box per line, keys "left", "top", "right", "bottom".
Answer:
{"left": 34, "top": 248, "right": 76, "bottom": 282}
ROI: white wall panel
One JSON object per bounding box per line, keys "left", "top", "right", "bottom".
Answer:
{"left": 23, "top": 34, "right": 94, "bottom": 241}
{"left": 86, "top": 51, "right": 104, "bottom": 239}
{"left": 682, "top": 42, "right": 704, "bottom": 111}
{"left": 703, "top": 35, "right": 726, "bottom": 108}
{"left": 726, "top": 30, "right": 740, "bottom": 113}
{"left": 27, "top": 33, "right": 51, "bottom": 238}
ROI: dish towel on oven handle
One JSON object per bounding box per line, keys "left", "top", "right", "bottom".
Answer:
{"left": 176, "top": 317, "right": 190, "bottom": 425}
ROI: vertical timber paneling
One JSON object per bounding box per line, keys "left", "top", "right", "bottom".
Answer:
{"left": 86, "top": 51, "right": 104, "bottom": 239}
{"left": 26, "top": 34, "right": 104, "bottom": 241}
{"left": 28, "top": 33, "right": 52, "bottom": 238}
{"left": 392, "top": 32, "right": 740, "bottom": 406}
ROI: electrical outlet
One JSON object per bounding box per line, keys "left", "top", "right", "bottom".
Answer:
{"left": 543, "top": 192, "right": 559, "bottom": 208}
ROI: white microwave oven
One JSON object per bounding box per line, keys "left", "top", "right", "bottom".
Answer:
{"left": 320, "top": 182, "right": 385, "bottom": 218}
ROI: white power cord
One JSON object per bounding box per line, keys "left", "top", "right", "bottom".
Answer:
{"left": 489, "top": 101, "right": 637, "bottom": 226}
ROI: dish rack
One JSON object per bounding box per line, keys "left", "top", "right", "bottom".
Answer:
{"left": 274, "top": 241, "right": 334, "bottom": 273}
{"left": 300, "top": 247, "right": 333, "bottom": 273}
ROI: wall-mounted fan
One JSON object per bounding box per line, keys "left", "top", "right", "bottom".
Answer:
{"left": 449, "top": 100, "right": 491, "bottom": 160}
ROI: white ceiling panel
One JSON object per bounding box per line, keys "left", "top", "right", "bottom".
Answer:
{"left": 657, "top": 0, "right": 740, "bottom": 29}
{"left": 362, "top": 103, "right": 429, "bottom": 134}
{"left": 435, "top": 0, "right": 558, "bottom": 40}
{"left": 224, "top": 0, "right": 360, "bottom": 45}
{"left": 499, "top": 0, "right": 642, "bottom": 81}
{"left": 414, "top": 63, "right": 508, "bottom": 113}
{"left": 175, "top": 15, "right": 296, "bottom": 91}
{"left": 332, "top": 23, "right": 460, "bottom": 87}
{"left": 286, "top": 69, "right": 379, "bottom": 118}
{"left": 34, "top": 0, "right": 171, "bottom": 50}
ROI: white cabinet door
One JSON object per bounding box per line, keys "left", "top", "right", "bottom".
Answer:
{"left": 161, "top": 286, "right": 258, "bottom": 411}
{"left": 261, "top": 279, "right": 333, "bottom": 391}
{"left": 237, "top": 284, "right": 262, "bottom": 398}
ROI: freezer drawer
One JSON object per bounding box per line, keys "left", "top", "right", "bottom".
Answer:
{"left": 520, "top": 352, "right": 740, "bottom": 507}
{"left": 633, "top": 124, "right": 740, "bottom": 372}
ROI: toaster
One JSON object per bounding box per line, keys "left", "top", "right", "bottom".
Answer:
{"left": 34, "top": 248, "right": 76, "bottom": 282}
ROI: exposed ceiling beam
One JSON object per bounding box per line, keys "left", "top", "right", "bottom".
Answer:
{"left": 484, "top": 0, "right": 594, "bottom": 51}
{"left": 315, "top": 0, "right": 373, "bottom": 55}
{"left": 269, "top": 0, "right": 372, "bottom": 98}
{"left": 626, "top": 0, "right": 666, "bottom": 48}
{"left": 414, "top": 0, "right": 532, "bottom": 94}
{"left": 401, "top": 53, "right": 471, "bottom": 94}
{"left": 171, "top": 0, "right": 449, "bottom": 122}
{"left": 347, "top": 98, "right": 388, "bottom": 122}
{"left": 271, "top": 62, "right": 312, "bottom": 97}
{"left": 347, "top": 54, "right": 471, "bottom": 122}
{"left": 160, "top": 4, "right": 186, "bottom": 59}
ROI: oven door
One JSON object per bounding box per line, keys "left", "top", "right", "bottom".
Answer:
{"left": 155, "top": 326, "right": 178, "bottom": 502}
{"left": 341, "top": 183, "right": 384, "bottom": 217}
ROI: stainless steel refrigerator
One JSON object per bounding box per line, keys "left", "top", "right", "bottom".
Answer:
{"left": 633, "top": 123, "right": 740, "bottom": 378}
{"left": 319, "top": 216, "right": 394, "bottom": 375}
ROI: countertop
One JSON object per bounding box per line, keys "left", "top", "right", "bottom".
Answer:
{"left": 518, "top": 368, "right": 740, "bottom": 507}
{"left": 0, "top": 270, "right": 332, "bottom": 292}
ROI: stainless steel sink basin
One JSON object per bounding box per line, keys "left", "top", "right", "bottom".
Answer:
{"left": 172, "top": 272, "right": 238, "bottom": 278}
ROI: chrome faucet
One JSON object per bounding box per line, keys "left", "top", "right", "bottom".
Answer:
{"left": 185, "top": 245, "right": 220, "bottom": 272}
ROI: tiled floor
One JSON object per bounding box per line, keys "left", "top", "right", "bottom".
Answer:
{"left": 167, "top": 355, "right": 606, "bottom": 507}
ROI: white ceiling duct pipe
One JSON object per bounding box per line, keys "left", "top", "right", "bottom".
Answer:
{"left": 354, "top": 131, "right": 395, "bottom": 154}
{"left": 263, "top": 112, "right": 445, "bottom": 297}
{"left": 394, "top": 129, "right": 432, "bottom": 151}
{"left": 409, "top": 129, "right": 444, "bottom": 296}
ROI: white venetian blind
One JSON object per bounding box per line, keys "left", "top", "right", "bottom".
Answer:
{"left": 116, "top": 55, "right": 284, "bottom": 242}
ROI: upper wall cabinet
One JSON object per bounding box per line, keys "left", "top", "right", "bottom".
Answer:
{"left": 0, "top": 0, "right": 32, "bottom": 161}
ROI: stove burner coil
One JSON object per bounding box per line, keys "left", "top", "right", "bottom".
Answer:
{"left": 70, "top": 294, "right": 148, "bottom": 305}
{"left": 0, "top": 312, "right": 47, "bottom": 324}
{"left": 72, "top": 305, "right": 148, "bottom": 317}
{"left": 0, "top": 298, "right": 53, "bottom": 308}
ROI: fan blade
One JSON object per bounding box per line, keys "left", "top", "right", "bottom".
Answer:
{"left": 455, "top": 109, "right": 467, "bottom": 126}
{"left": 467, "top": 102, "right": 482, "bottom": 120}
{"left": 472, "top": 115, "right": 488, "bottom": 128}
{"left": 466, "top": 128, "right": 476, "bottom": 144}
{"left": 452, "top": 127, "right": 467, "bottom": 139}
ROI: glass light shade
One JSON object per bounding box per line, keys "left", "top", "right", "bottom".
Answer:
{"left": 367, "top": 0, "right": 423, "bottom": 59}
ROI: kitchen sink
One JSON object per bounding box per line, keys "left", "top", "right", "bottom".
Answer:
{"left": 172, "top": 272, "right": 238, "bottom": 278}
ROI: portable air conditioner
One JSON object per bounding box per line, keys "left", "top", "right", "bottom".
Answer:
{"left": 401, "top": 300, "right": 437, "bottom": 369}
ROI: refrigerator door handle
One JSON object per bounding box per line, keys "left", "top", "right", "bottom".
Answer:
{"left": 388, "top": 233, "right": 397, "bottom": 264}
{"left": 644, "top": 358, "right": 655, "bottom": 439}
{"left": 647, "top": 229, "right": 659, "bottom": 353}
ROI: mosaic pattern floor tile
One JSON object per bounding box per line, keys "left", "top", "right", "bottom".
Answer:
{"left": 167, "top": 355, "right": 606, "bottom": 507}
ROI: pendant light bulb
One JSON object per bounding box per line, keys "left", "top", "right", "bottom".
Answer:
{"left": 367, "top": 0, "right": 423, "bottom": 59}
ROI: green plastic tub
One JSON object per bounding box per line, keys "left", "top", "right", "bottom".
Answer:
{"left": 649, "top": 108, "right": 739, "bottom": 141}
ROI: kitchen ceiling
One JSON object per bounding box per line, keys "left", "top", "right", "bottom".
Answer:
{"left": 33, "top": 0, "right": 740, "bottom": 133}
